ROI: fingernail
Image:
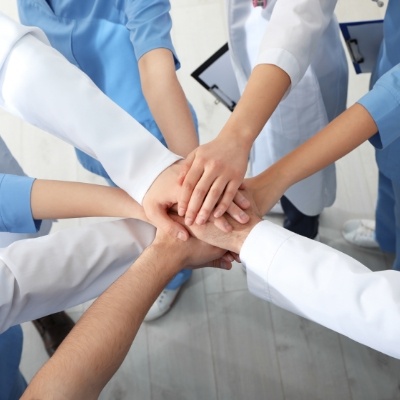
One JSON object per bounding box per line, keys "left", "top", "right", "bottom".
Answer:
{"left": 214, "top": 210, "right": 222, "bottom": 218}
{"left": 177, "top": 232, "right": 187, "bottom": 241}
{"left": 196, "top": 216, "right": 205, "bottom": 225}
{"left": 239, "top": 212, "right": 249, "bottom": 222}
{"left": 185, "top": 217, "right": 193, "bottom": 226}
{"left": 223, "top": 223, "right": 233, "bottom": 232}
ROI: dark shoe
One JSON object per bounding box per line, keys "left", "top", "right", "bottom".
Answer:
{"left": 32, "top": 311, "right": 75, "bottom": 357}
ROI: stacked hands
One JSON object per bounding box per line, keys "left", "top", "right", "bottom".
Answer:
{"left": 142, "top": 143, "right": 289, "bottom": 270}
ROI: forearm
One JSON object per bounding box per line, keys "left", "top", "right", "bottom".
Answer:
{"left": 30, "top": 180, "right": 146, "bottom": 221}
{"left": 218, "top": 64, "right": 290, "bottom": 151}
{"left": 0, "top": 14, "right": 180, "bottom": 203}
{"left": 241, "top": 220, "right": 400, "bottom": 359}
{"left": 252, "top": 103, "right": 378, "bottom": 214}
{"left": 139, "top": 49, "right": 199, "bottom": 157}
{"left": 22, "top": 244, "right": 182, "bottom": 400}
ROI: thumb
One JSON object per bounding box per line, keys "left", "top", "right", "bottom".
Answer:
{"left": 210, "top": 258, "right": 232, "bottom": 270}
{"left": 149, "top": 206, "right": 189, "bottom": 241}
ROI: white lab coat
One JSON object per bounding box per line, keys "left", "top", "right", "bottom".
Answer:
{"left": 0, "top": 218, "right": 156, "bottom": 332}
{"left": 1, "top": 216, "right": 399, "bottom": 360}
{"left": 0, "top": 12, "right": 180, "bottom": 204}
{"left": 1, "top": 10, "right": 396, "bottom": 360}
{"left": 242, "top": 221, "right": 400, "bottom": 359}
{"left": 226, "top": 0, "right": 348, "bottom": 215}
{"left": 0, "top": 12, "right": 176, "bottom": 330}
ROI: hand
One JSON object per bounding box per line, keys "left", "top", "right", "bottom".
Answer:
{"left": 242, "top": 165, "right": 289, "bottom": 216}
{"left": 152, "top": 227, "right": 233, "bottom": 270}
{"left": 171, "top": 191, "right": 262, "bottom": 255}
{"left": 177, "top": 136, "right": 250, "bottom": 227}
{"left": 142, "top": 160, "right": 190, "bottom": 241}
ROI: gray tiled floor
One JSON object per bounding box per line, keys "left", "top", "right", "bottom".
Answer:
{"left": 1, "top": 0, "right": 400, "bottom": 399}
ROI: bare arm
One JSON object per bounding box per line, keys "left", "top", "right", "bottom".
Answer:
{"left": 178, "top": 65, "right": 290, "bottom": 224}
{"left": 244, "top": 103, "right": 378, "bottom": 215}
{"left": 21, "top": 232, "right": 230, "bottom": 399}
{"left": 30, "top": 179, "right": 146, "bottom": 221}
{"left": 139, "top": 49, "right": 199, "bottom": 157}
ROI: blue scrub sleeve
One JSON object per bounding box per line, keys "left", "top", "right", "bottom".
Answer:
{"left": 0, "top": 174, "right": 41, "bottom": 233}
{"left": 124, "top": 0, "right": 180, "bottom": 68}
{"left": 358, "top": 64, "right": 400, "bottom": 150}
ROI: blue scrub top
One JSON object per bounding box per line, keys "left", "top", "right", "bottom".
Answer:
{"left": 357, "top": 0, "right": 400, "bottom": 183}
{"left": 0, "top": 174, "right": 40, "bottom": 233}
{"left": 0, "top": 326, "right": 27, "bottom": 400}
{"left": 18, "top": 0, "right": 198, "bottom": 179}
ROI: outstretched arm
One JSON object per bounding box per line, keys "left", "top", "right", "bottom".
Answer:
{"left": 178, "top": 0, "right": 338, "bottom": 226}
{"left": 139, "top": 48, "right": 198, "bottom": 157}
{"left": 185, "top": 189, "right": 400, "bottom": 359}
{"left": 0, "top": 12, "right": 188, "bottom": 237}
{"left": 21, "top": 231, "right": 231, "bottom": 400}
{"left": 30, "top": 179, "right": 146, "bottom": 221}
{"left": 178, "top": 65, "right": 289, "bottom": 226}
{"left": 243, "top": 103, "right": 378, "bottom": 215}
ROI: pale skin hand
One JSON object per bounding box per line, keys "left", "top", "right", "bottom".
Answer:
{"left": 21, "top": 231, "right": 230, "bottom": 400}
{"left": 142, "top": 160, "right": 191, "bottom": 241}
{"left": 178, "top": 64, "right": 291, "bottom": 226}
{"left": 171, "top": 187, "right": 263, "bottom": 256}
{"left": 241, "top": 103, "right": 379, "bottom": 216}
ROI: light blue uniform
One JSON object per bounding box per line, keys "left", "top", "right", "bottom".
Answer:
{"left": 0, "top": 174, "right": 39, "bottom": 233}
{"left": 357, "top": 0, "right": 400, "bottom": 270}
{"left": 18, "top": 0, "right": 195, "bottom": 288}
{"left": 0, "top": 138, "right": 44, "bottom": 400}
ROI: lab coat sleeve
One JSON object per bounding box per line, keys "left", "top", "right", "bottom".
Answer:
{"left": 0, "top": 13, "right": 181, "bottom": 203}
{"left": 0, "top": 174, "right": 40, "bottom": 233}
{"left": 358, "top": 64, "right": 400, "bottom": 150}
{"left": 257, "top": 0, "right": 337, "bottom": 87}
{"left": 240, "top": 220, "right": 400, "bottom": 359}
{"left": 0, "top": 218, "right": 155, "bottom": 333}
{"left": 124, "top": 0, "right": 180, "bottom": 67}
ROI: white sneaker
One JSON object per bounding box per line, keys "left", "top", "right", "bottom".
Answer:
{"left": 342, "top": 219, "right": 379, "bottom": 248}
{"left": 144, "top": 287, "right": 181, "bottom": 322}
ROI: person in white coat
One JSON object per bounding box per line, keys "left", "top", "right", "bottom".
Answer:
{"left": 12, "top": 185, "right": 400, "bottom": 399}
{"left": 227, "top": 0, "right": 347, "bottom": 238}
{"left": 0, "top": 12, "right": 250, "bottom": 243}
{"left": 177, "top": 0, "right": 345, "bottom": 236}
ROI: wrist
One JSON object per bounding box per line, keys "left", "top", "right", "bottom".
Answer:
{"left": 147, "top": 241, "right": 187, "bottom": 272}
{"left": 218, "top": 123, "right": 255, "bottom": 154}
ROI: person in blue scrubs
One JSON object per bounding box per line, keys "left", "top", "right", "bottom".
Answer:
{"left": 341, "top": 0, "right": 400, "bottom": 271}
{"left": 0, "top": 326, "right": 26, "bottom": 400}
{"left": 18, "top": 0, "right": 199, "bottom": 321}
{"left": 0, "top": 138, "right": 158, "bottom": 397}
{"left": 0, "top": 137, "right": 57, "bottom": 400}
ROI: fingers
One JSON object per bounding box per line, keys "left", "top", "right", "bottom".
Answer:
{"left": 147, "top": 206, "right": 189, "bottom": 241}
{"left": 176, "top": 156, "right": 192, "bottom": 186}
{"left": 225, "top": 202, "right": 250, "bottom": 225}
{"left": 212, "top": 181, "right": 244, "bottom": 219}
{"left": 212, "top": 215, "right": 233, "bottom": 233}
{"left": 210, "top": 258, "right": 232, "bottom": 270}
{"left": 178, "top": 152, "right": 199, "bottom": 217}
{"left": 222, "top": 251, "right": 241, "bottom": 263}
{"left": 233, "top": 189, "right": 251, "bottom": 210}
{"left": 182, "top": 172, "right": 224, "bottom": 226}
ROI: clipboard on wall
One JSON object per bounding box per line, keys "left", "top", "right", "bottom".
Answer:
{"left": 340, "top": 20, "right": 384, "bottom": 74}
{"left": 191, "top": 43, "right": 241, "bottom": 111}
